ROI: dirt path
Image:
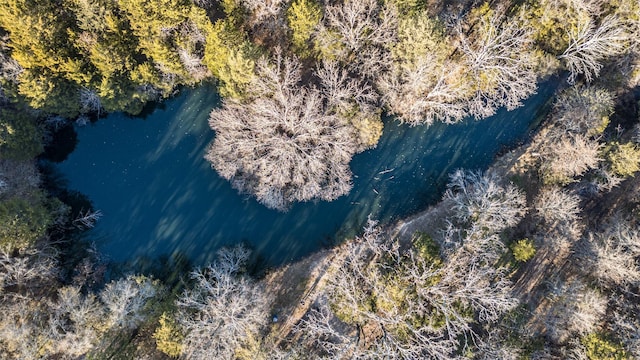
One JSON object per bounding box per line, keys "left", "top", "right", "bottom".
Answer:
{"left": 513, "top": 241, "right": 571, "bottom": 300}
{"left": 262, "top": 245, "right": 351, "bottom": 347}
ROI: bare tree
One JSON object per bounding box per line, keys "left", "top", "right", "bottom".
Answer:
{"left": 534, "top": 187, "right": 581, "bottom": 228}
{"left": 474, "top": 326, "right": 523, "bottom": 360}
{"left": 611, "top": 295, "right": 640, "bottom": 357}
{"left": 177, "top": 20, "right": 210, "bottom": 82}
{"left": 206, "top": 54, "right": 359, "bottom": 210}
{"left": 323, "top": 223, "right": 461, "bottom": 359}
{"left": 320, "top": 218, "right": 518, "bottom": 359}
{"left": 539, "top": 132, "right": 602, "bottom": 184}
{"left": 178, "top": 48, "right": 209, "bottom": 82}
{"left": 322, "top": 0, "right": 397, "bottom": 53}
{"left": 100, "top": 275, "right": 158, "bottom": 330}
{"left": 444, "top": 170, "right": 527, "bottom": 232}
{"left": 241, "top": 0, "right": 286, "bottom": 21}
{"left": 403, "top": 249, "right": 518, "bottom": 355}
{"left": 295, "top": 301, "right": 359, "bottom": 359}
{"left": 317, "top": 0, "right": 397, "bottom": 79}
{"left": 552, "top": 86, "right": 614, "bottom": 135}
{"left": 177, "top": 245, "right": 273, "bottom": 360}
{"left": 0, "top": 246, "right": 58, "bottom": 290}
{"left": 565, "top": 337, "right": 592, "bottom": 360}
{"left": 586, "top": 233, "right": 640, "bottom": 287}
{"left": 586, "top": 167, "right": 624, "bottom": 194}
{"left": 315, "top": 60, "right": 377, "bottom": 116}
{"left": 377, "top": 14, "right": 468, "bottom": 125}
{"left": 237, "top": 0, "right": 289, "bottom": 51}
{"left": 531, "top": 185, "right": 584, "bottom": 256}
{"left": 584, "top": 220, "right": 640, "bottom": 287}
{"left": 559, "top": 15, "right": 630, "bottom": 83}
{"left": 536, "top": 86, "right": 611, "bottom": 185}
{"left": 543, "top": 279, "right": 607, "bottom": 343}
{"left": 0, "top": 281, "right": 105, "bottom": 359}
{"left": 315, "top": 59, "right": 382, "bottom": 149}
{"left": 79, "top": 87, "right": 102, "bottom": 115}
{"left": 378, "top": 62, "right": 469, "bottom": 126}
{"left": 0, "top": 267, "right": 158, "bottom": 359}
{"left": 529, "top": 347, "right": 558, "bottom": 360}
{"left": 0, "top": 294, "right": 48, "bottom": 359}
{"left": 47, "top": 285, "right": 105, "bottom": 357}
{"left": 459, "top": 10, "right": 538, "bottom": 118}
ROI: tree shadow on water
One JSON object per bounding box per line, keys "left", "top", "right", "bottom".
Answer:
{"left": 41, "top": 123, "right": 78, "bottom": 163}
{"left": 112, "top": 251, "right": 194, "bottom": 291}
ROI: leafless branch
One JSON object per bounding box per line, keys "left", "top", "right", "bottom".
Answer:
{"left": 206, "top": 54, "right": 359, "bottom": 210}
{"left": 559, "top": 15, "right": 630, "bottom": 83}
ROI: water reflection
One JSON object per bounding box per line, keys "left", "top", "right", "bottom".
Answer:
{"left": 56, "top": 81, "right": 558, "bottom": 268}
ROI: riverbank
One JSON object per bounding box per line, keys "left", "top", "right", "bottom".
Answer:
{"left": 52, "top": 77, "right": 560, "bottom": 272}
{"left": 257, "top": 119, "right": 549, "bottom": 348}
{"left": 256, "top": 78, "right": 640, "bottom": 357}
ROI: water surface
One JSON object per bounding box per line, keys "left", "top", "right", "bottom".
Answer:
{"left": 57, "top": 82, "right": 557, "bottom": 267}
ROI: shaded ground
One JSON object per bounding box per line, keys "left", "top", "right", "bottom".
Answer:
{"left": 261, "top": 246, "right": 349, "bottom": 347}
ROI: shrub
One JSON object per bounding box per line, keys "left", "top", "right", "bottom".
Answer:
{"left": 581, "top": 333, "right": 627, "bottom": 360}
{"left": 0, "top": 194, "right": 57, "bottom": 252}
{"left": 153, "top": 312, "right": 184, "bottom": 357}
{"left": 603, "top": 141, "right": 640, "bottom": 178}
{"left": 0, "top": 109, "right": 43, "bottom": 161}
{"left": 386, "top": 0, "right": 427, "bottom": 15}
{"left": 287, "top": 0, "right": 322, "bottom": 57}
{"left": 511, "top": 239, "right": 536, "bottom": 262}
{"left": 412, "top": 232, "right": 441, "bottom": 266}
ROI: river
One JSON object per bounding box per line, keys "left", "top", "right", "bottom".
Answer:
{"left": 55, "top": 80, "right": 558, "bottom": 269}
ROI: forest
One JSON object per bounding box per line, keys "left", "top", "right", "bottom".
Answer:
{"left": 1, "top": 0, "right": 640, "bottom": 358}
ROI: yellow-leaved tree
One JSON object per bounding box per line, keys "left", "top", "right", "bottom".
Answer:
{"left": 286, "top": 0, "right": 322, "bottom": 57}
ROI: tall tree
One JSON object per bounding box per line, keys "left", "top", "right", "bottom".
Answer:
{"left": 559, "top": 14, "right": 630, "bottom": 83}
{"left": 205, "top": 53, "right": 359, "bottom": 210}
{"left": 178, "top": 246, "right": 273, "bottom": 359}
{"left": 286, "top": 0, "right": 322, "bottom": 57}
{"left": 203, "top": 18, "right": 259, "bottom": 99}
{"left": 378, "top": 12, "right": 467, "bottom": 125}
{"left": 458, "top": 5, "right": 539, "bottom": 118}
{"left": 0, "top": 0, "right": 84, "bottom": 116}
{"left": 116, "top": 0, "right": 211, "bottom": 88}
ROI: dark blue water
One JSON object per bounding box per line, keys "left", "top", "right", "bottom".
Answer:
{"left": 56, "top": 81, "right": 557, "bottom": 267}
